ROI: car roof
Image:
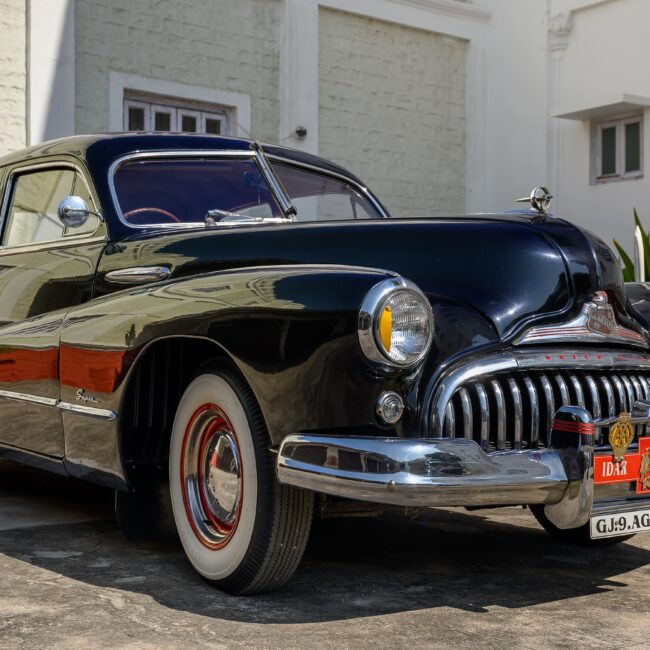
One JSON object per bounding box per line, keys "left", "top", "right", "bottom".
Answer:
{"left": 0, "top": 133, "right": 367, "bottom": 186}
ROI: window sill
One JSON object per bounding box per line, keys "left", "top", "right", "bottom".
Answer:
{"left": 592, "top": 172, "right": 644, "bottom": 185}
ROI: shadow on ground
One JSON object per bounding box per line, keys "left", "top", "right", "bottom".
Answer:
{"left": 1, "top": 459, "right": 649, "bottom": 624}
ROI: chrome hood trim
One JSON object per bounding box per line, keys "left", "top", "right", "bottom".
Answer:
{"left": 514, "top": 291, "right": 647, "bottom": 348}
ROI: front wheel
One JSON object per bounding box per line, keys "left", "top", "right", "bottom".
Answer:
{"left": 169, "top": 365, "right": 313, "bottom": 595}
{"left": 531, "top": 505, "right": 635, "bottom": 547}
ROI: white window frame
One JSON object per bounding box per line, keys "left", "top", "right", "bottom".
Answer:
{"left": 150, "top": 103, "right": 177, "bottom": 132}
{"left": 202, "top": 112, "right": 226, "bottom": 135}
{"left": 124, "top": 100, "right": 150, "bottom": 131}
{"left": 110, "top": 72, "right": 251, "bottom": 137}
{"left": 592, "top": 112, "right": 644, "bottom": 184}
{"left": 178, "top": 109, "right": 201, "bottom": 134}
{"left": 122, "top": 95, "right": 232, "bottom": 135}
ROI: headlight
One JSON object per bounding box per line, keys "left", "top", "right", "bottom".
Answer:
{"left": 358, "top": 277, "right": 433, "bottom": 369}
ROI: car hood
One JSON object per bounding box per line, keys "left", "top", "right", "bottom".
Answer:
{"left": 99, "top": 215, "right": 635, "bottom": 344}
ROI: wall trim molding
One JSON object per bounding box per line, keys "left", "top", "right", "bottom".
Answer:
{"left": 384, "top": 0, "right": 492, "bottom": 22}
{"left": 108, "top": 72, "right": 252, "bottom": 137}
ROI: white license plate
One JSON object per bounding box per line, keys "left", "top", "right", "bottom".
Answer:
{"left": 590, "top": 508, "right": 650, "bottom": 539}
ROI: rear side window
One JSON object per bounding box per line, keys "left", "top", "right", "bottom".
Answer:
{"left": 2, "top": 169, "right": 97, "bottom": 247}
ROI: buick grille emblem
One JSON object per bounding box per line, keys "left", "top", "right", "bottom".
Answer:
{"left": 585, "top": 291, "right": 616, "bottom": 336}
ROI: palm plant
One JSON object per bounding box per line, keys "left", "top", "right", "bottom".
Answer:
{"left": 613, "top": 209, "right": 648, "bottom": 282}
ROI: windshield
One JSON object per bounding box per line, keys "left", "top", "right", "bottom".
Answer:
{"left": 112, "top": 157, "right": 382, "bottom": 226}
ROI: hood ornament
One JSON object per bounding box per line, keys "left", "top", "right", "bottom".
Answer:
{"left": 515, "top": 186, "right": 553, "bottom": 215}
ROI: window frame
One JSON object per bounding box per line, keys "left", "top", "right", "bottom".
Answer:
{"left": 151, "top": 103, "right": 177, "bottom": 133}
{"left": 122, "top": 92, "right": 233, "bottom": 135}
{"left": 0, "top": 160, "right": 105, "bottom": 253}
{"left": 179, "top": 109, "right": 201, "bottom": 134}
{"left": 124, "top": 100, "right": 150, "bottom": 132}
{"left": 202, "top": 112, "right": 226, "bottom": 135}
{"left": 592, "top": 112, "right": 644, "bottom": 184}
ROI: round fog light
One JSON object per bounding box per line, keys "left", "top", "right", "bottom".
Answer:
{"left": 376, "top": 391, "right": 404, "bottom": 424}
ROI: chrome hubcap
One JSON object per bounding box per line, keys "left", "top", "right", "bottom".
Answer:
{"left": 202, "top": 432, "right": 241, "bottom": 526}
{"left": 180, "top": 405, "right": 243, "bottom": 548}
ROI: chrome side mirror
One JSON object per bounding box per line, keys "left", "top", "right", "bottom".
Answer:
{"left": 57, "top": 195, "right": 102, "bottom": 228}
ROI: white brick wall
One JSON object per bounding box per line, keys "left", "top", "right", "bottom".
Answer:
{"left": 318, "top": 8, "right": 467, "bottom": 216}
{"left": 0, "top": 0, "right": 26, "bottom": 156}
{"left": 75, "top": 0, "right": 282, "bottom": 141}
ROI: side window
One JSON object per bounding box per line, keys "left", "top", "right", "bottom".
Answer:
{"left": 273, "top": 163, "right": 379, "bottom": 222}
{"left": 3, "top": 169, "right": 75, "bottom": 247}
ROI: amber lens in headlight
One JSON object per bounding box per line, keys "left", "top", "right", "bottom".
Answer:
{"left": 376, "top": 290, "right": 432, "bottom": 365}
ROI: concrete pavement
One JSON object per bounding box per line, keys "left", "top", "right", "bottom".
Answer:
{"left": 0, "top": 458, "right": 649, "bottom": 649}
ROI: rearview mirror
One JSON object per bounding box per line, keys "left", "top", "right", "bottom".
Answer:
{"left": 57, "top": 196, "right": 91, "bottom": 228}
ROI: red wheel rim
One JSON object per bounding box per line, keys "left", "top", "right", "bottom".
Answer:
{"left": 179, "top": 403, "right": 243, "bottom": 549}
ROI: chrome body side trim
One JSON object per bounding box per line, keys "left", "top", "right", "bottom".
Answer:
{"left": 57, "top": 401, "right": 117, "bottom": 421}
{"left": 0, "top": 389, "right": 58, "bottom": 407}
{"left": 105, "top": 265, "right": 172, "bottom": 285}
{"left": 0, "top": 389, "right": 117, "bottom": 421}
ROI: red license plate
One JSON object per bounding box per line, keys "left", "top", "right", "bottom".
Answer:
{"left": 594, "top": 437, "right": 650, "bottom": 495}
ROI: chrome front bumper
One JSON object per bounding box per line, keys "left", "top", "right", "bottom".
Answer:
{"left": 277, "top": 404, "right": 650, "bottom": 530}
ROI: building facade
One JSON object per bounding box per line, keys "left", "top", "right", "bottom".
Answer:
{"left": 0, "top": 0, "right": 645, "bottom": 252}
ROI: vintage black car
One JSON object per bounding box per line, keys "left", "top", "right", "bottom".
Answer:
{"left": 1, "top": 134, "right": 650, "bottom": 595}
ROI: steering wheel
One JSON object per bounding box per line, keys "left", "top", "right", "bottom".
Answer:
{"left": 123, "top": 207, "right": 180, "bottom": 223}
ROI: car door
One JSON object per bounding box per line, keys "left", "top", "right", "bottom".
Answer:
{"left": 0, "top": 159, "right": 107, "bottom": 459}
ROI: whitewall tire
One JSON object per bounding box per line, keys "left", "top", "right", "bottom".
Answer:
{"left": 169, "top": 364, "right": 313, "bottom": 595}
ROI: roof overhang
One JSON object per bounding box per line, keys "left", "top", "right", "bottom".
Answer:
{"left": 554, "top": 94, "right": 650, "bottom": 121}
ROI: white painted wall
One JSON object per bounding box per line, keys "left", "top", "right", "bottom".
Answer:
{"left": 0, "top": 0, "right": 26, "bottom": 156}
{"left": 318, "top": 7, "right": 468, "bottom": 216}
{"left": 28, "top": 0, "right": 75, "bottom": 146}
{"left": 74, "top": 0, "right": 282, "bottom": 142}
{"left": 10, "top": 0, "right": 648, "bottom": 256}
{"left": 549, "top": 0, "right": 650, "bottom": 254}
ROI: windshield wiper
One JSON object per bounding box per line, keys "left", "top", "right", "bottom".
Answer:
{"left": 205, "top": 209, "right": 291, "bottom": 228}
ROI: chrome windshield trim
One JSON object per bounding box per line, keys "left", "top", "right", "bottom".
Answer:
{"left": 57, "top": 401, "right": 117, "bottom": 421}
{"left": 108, "top": 148, "right": 390, "bottom": 230}
{"left": 0, "top": 389, "right": 58, "bottom": 407}
{"left": 108, "top": 149, "right": 257, "bottom": 230}
{"left": 252, "top": 142, "right": 296, "bottom": 218}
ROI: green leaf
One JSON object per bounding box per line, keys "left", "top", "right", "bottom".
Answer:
{"left": 633, "top": 208, "right": 650, "bottom": 281}
{"left": 613, "top": 239, "right": 635, "bottom": 282}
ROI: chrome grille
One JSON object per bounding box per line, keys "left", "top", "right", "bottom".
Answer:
{"left": 441, "top": 369, "right": 650, "bottom": 450}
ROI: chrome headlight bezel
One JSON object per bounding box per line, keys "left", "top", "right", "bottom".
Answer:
{"left": 358, "top": 276, "right": 434, "bottom": 370}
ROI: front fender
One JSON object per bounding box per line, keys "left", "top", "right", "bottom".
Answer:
{"left": 59, "top": 265, "right": 400, "bottom": 485}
